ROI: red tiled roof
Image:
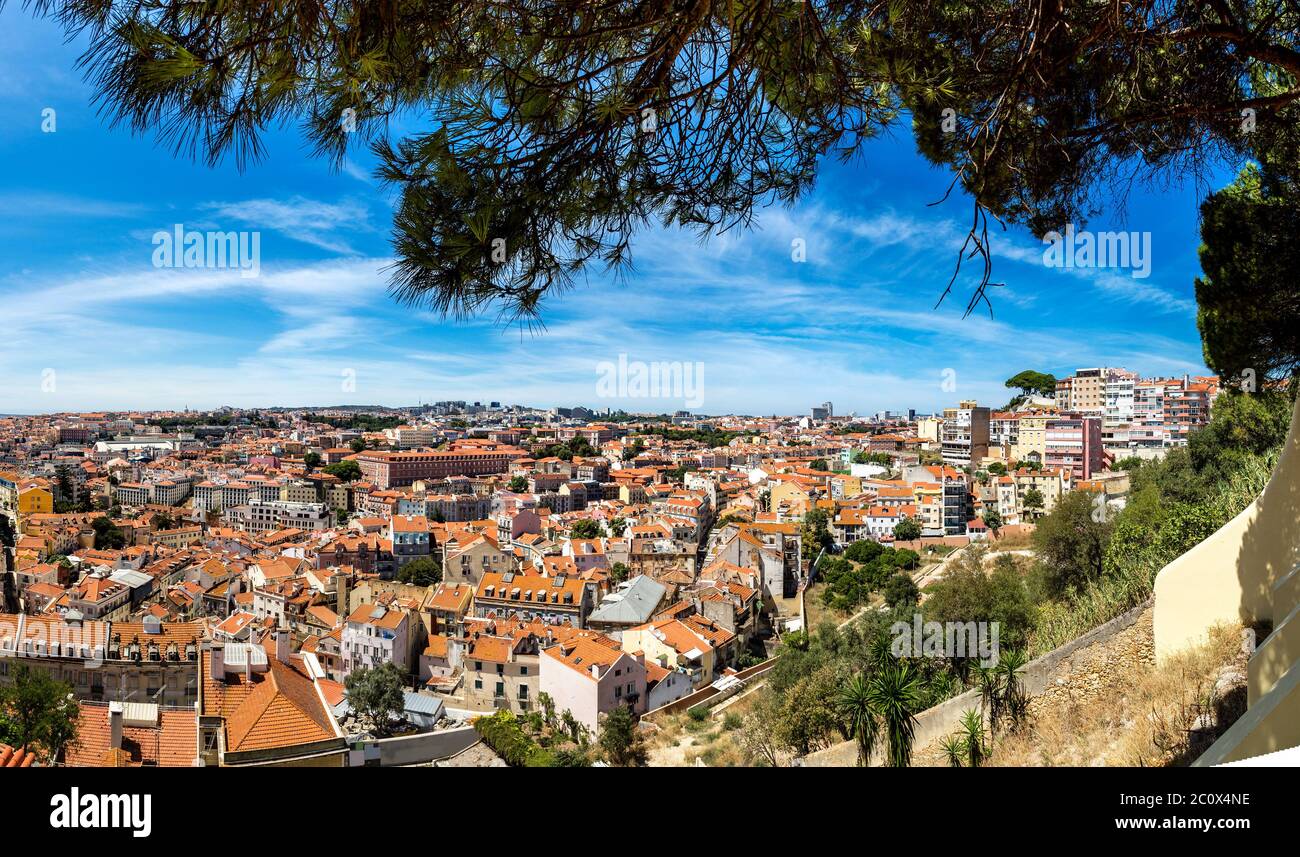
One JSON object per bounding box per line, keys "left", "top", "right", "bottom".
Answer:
{"left": 0, "top": 744, "right": 36, "bottom": 767}
{"left": 64, "top": 703, "right": 197, "bottom": 768}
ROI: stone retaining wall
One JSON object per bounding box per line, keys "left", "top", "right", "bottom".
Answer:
{"left": 802, "top": 599, "right": 1153, "bottom": 767}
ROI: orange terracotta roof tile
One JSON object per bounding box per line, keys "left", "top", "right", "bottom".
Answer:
{"left": 64, "top": 703, "right": 198, "bottom": 768}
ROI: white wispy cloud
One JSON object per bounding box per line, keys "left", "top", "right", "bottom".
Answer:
{"left": 199, "top": 196, "right": 373, "bottom": 254}
{"left": 0, "top": 192, "right": 147, "bottom": 220}
{"left": 0, "top": 189, "right": 1209, "bottom": 415}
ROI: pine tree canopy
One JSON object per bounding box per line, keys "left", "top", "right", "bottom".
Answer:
{"left": 21, "top": 0, "right": 1300, "bottom": 321}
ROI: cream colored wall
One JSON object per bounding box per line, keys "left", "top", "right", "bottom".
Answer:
{"left": 623, "top": 627, "right": 674, "bottom": 670}
{"left": 1153, "top": 396, "right": 1300, "bottom": 662}
{"left": 1153, "top": 396, "right": 1300, "bottom": 765}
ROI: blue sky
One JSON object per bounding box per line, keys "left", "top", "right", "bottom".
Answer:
{"left": 0, "top": 8, "right": 1232, "bottom": 417}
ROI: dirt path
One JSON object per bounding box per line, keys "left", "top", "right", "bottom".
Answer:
{"left": 648, "top": 730, "right": 706, "bottom": 767}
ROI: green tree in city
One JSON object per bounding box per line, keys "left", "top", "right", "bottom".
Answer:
{"left": 54, "top": 465, "right": 74, "bottom": 505}
{"left": 570, "top": 519, "right": 602, "bottom": 540}
{"left": 396, "top": 556, "right": 442, "bottom": 587}
{"left": 598, "top": 704, "right": 648, "bottom": 767}
{"left": 924, "top": 551, "right": 1036, "bottom": 650}
{"left": 1196, "top": 161, "right": 1300, "bottom": 384}
{"left": 883, "top": 573, "right": 920, "bottom": 610}
{"left": 507, "top": 475, "right": 529, "bottom": 493}
{"left": 323, "top": 460, "right": 362, "bottom": 482}
{"left": 1031, "top": 491, "right": 1112, "bottom": 597}
{"left": 1187, "top": 389, "right": 1294, "bottom": 487}
{"left": 303, "top": 451, "right": 322, "bottom": 470}
{"left": 1021, "top": 488, "right": 1045, "bottom": 518}
{"left": 800, "top": 508, "right": 833, "bottom": 566}
{"left": 892, "top": 518, "right": 922, "bottom": 543}
{"left": 1111, "top": 456, "right": 1144, "bottom": 473}
{"left": 90, "top": 516, "right": 126, "bottom": 550}
{"left": 609, "top": 562, "right": 631, "bottom": 585}
{"left": 844, "top": 539, "right": 884, "bottom": 564}
{"left": 772, "top": 664, "right": 845, "bottom": 756}
{"left": 0, "top": 665, "right": 80, "bottom": 763}
{"left": 1004, "top": 370, "right": 1058, "bottom": 399}
{"left": 344, "top": 662, "right": 407, "bottom": 736}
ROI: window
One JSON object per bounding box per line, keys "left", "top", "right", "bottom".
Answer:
{"left": 518, "top": 685, "right": 528, "bottom": 700}
{"left": 495, "top": 682, "right": 504, "bottom": 698}
{"left": 520, "top": 666, "right": 528, "bottom": 676}
{"left": 474, "top": 679, "right": 482, "bottom": 690}
{"left": 615, "top": 685, "right": 622, "bottom": 698}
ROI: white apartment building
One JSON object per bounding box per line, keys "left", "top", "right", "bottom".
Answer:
{"left": 112, "top": 482, "right": 151, "bottom": 507}
{"left": 387, "top": 424, "right": 437, "bottom": 449}
{"left": 1103, "top": 370, "right": 1137, "bottom": 426}
{"left": 225, "top": 499, "right": 331, "bottom": 533}
{"left": 194, "top": 478, "right": 282, "bottom": 512}
{"left": 989, "top": 412, "right": 1020, "bottom": 449}
{"left": 342, "top": 603, "right": 412, "bottom": 676}
{"left": 112, "top": 477, "right": 192, "bottom": 507}
{"left": 940, "top": 403, "right": 990, "bottom": 468}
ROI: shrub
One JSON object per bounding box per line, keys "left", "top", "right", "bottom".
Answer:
{"left": 474, "top": 710, "right": 545, "bottom": 767}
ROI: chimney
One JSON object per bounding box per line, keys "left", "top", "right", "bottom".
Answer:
{"left": 333, "top": 572, "right": 348, "bottom": 617}
{"left": 210, "top": 643, "right": 225, "bottom": 681}
{"left": 108, "top": 701, "right": 124, "bottom": 750}
{"left": 276, "top": 623, "right": 291, "bottom": 663}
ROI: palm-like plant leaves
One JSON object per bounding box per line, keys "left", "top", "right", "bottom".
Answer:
{"left": 835, "top": 672, "right": 879, "bottom": 767}
{"left": 866, "top": 662, "right": 924, "bottom": 768}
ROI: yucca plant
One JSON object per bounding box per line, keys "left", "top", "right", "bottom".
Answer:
{"left": 974, "top": 664, "right": 1005, "bottom": 734}
{"left": 959, "top": 708, "right": 988, "bottom": 768}
{"left": 939, "top": 733, "right": 965, "bottom": 768}
{"left": 836, "top": 672, "right": 880, "bottom": 767}
{"left": 866, "top": 662, "right": 924, "bottom": 767}
{"left": 997, "top": 649, "right": 1030, "bottom": 733}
